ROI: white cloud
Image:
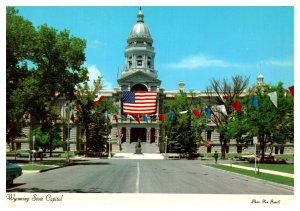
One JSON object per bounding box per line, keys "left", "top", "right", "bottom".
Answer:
{"left": 166, "top": 54, "right": 293, "bottom": 70}
{"left": 87, "top": 40, "right": 107, "bottom": 49}
{"left": 167, "top": 54, "right": 237, "bottom": 69}
{"left": 87, "top": 64, "right": 113, "bottom": 90}
{"left": 260, "top": 58, "right": 294, "bottom": 67}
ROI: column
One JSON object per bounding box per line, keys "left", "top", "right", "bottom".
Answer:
{"left": 146, "top": 127, "right": 150, "bottom": 143}
{"left": 126, "top": 127, "right": 131, "bottom": 143}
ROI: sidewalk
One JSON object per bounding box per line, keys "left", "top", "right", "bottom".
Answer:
{"left": 220, "top": 163, "right": 294, "bottom": 178}
{"left": 112, "top": 153, "right": 164, "bottom": 159}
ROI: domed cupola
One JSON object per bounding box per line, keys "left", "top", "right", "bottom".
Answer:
{"left": 121, "top": 7, "right": 157, "bottom": 78}
{"left": 128, "top": 9, "right": 153, "bottom": 45}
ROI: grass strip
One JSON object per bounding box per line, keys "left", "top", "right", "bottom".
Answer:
{"left": 206, "top": 164, "right": 294, "bottom": 187}
{"left": 235, "top": 163, "right": 294, "bottom": 174}
{"left": 21, "top": 165, "right": 58, "bottom": 171}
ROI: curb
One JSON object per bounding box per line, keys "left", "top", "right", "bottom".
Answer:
{"left": 202, "top": 164, "right": 294, "bottom": 192}
{"left": 39, "top": 165, "right": 69, "bottom": 173}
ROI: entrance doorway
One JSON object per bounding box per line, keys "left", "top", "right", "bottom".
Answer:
{"left": 150, "top": 128, "right": 155, "bottom": 143}
{"left": 130, "top": 128, "right": 146, "bottom": 143}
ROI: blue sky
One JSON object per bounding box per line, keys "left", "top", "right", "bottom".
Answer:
{"left": 16, "top": 6, "right": 294, "bottom": 91}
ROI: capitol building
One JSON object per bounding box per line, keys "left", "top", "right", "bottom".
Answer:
{"left": 11, "top": 8, "right": 293, "bottom": 156}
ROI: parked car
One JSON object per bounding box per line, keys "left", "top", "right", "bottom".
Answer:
{"left": 16, "top": 150, "right": 44, "bottom": 160}
{"left": 6, "top": 161, "right": 22, "bottom": 186}
{"left": 238, "top": 154, "right": 256, "bottom": 161}
{"left": 15, "top": 150, "right": 31, "bottom": 158}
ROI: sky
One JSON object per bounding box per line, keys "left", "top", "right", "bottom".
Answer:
{"left": 15, "top": 6, "right": 294, "bottom": 91}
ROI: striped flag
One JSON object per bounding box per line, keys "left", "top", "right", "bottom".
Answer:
{"left": 122, "top": 91, "right": 157, "bottom": 115}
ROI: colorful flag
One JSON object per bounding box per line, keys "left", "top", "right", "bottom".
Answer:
{"left": 128, "top": 114, "right": 135, "bottom": 121}
{"left": 167, "top": 112, "right": 175, "bottom": 121}
{"left": 222, "top": 95, "right": 229, "bottom": 100}
{"left": 179, "top": 110, "right": 188, "bottom": 114}
{"left": 192, "top": 109, "right": 201, "bottom": 118}
{"left": 217, "top": 105, "right": 227, "bottom": 116}
{"left": 284, "top": 90, "right": 289, "bottom": 97}
{"left": 93, "top": 94, "right": 104, "bottom": 105}
{"left": 231, "top": 101, "right": 241, "bottom": 112}
{"left": 142, "top": 115, "right": 148, "bottom": 123}
{"left": 250, "top": 96, "right": 259, "bottom": 109}
{"left": 122, "top": 91, "right": 157, "bottom": 115}
{"left": 268, "top": 91, "right": 278, "bottom": 108}
{"left": 132, "top": 114, "right": 140, "bottom": 124}
{"left": 113, "top": 114, "right": 118, "bottom": 123}
{"left": 288, "top": 86, "right": 294, "bottom": 96}
{"left": 158, "top": 114, "right": 165, "bottom": 123}
{"left": 121, "top": 114, "right": 127, "bottom": 121}
{"left": 204, "top": 108, "right": 211, "bottom": 119}
{"left": 70, "top": 113, "right": 75, "bottom": 123}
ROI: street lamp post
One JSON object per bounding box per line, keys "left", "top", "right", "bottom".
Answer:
{"left": 108, "top": 134, "right": 112, "bottom": 158}
{"left": 66, "top": 103, "right": 70, "bottom": 164}
{"left": 253, "top": 136, "right": 258, "bottom": 174}
{"left": 165, "top": 136, "right": 168, "bottom": 159}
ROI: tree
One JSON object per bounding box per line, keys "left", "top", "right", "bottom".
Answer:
{"left": 6, "top": 7, "right": 88, "bottom": 151}
{"left": 163, "top": 91, "right": 205, "bottom": 159}
{"left": 205, "top": 75, "right": 250, "bottom": 159}
{"left": 6, "top": 7, "right": 36, "bottom": 144}
{"left": 31, "top": 125, "right": 63, "bottom": 153}
{"left": 226, "top": 82, "right": 294, "bottom": 162}
{"left": 73, "top": 79, "right": 118, "bottom": 156}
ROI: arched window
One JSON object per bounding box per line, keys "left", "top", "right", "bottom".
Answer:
{"left": 131, "top": 84, "right": 148, "bottom": 91}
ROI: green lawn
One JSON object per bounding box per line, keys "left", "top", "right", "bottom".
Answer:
{"left": 235, "top": 163, "right": 294, "bottom": 174}
{"left": 21, "top": 165, "right": 58, "bottom": 171}
{"left": 206, "top": 164, "right": 294, "bottom": 187}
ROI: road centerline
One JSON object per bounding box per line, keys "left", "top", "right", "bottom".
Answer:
{"left": 136, "top": 162, "right": 140, "bottom": 193}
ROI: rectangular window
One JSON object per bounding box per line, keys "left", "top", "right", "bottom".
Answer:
{"left": 137, "top": 60, "right": 142, "bottom": 66}
{"left": 207, "top": 131, "right": 212, "bottom": 140}
{"left": 65, "top": 128, "right": 71, "bottom": 139}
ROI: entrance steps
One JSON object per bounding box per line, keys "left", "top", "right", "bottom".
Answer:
{"left": 112, "top": 142, "right": 160, "bottom": 154}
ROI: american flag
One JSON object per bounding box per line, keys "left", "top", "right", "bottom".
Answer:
{"left": 122, "top": 91, "right": 157, "bottom": 115}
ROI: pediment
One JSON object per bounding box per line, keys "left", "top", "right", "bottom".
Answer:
{"left": 118, "top": 71, "right": 161, "bottom": 84}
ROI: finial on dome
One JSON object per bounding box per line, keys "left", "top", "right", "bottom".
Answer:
{"left": 137, "top": 7, "right": 144, "bottom": 23}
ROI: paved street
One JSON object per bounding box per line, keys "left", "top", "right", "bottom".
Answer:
{"left": 7, "top": 159, "right": 293, "bottom": 194}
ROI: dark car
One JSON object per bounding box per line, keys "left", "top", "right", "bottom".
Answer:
{"left": 15, "top": 151, "right": 31, "bottom": 158}
{"left": 6, "top": 161, "right": 22, "bottom": 186}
